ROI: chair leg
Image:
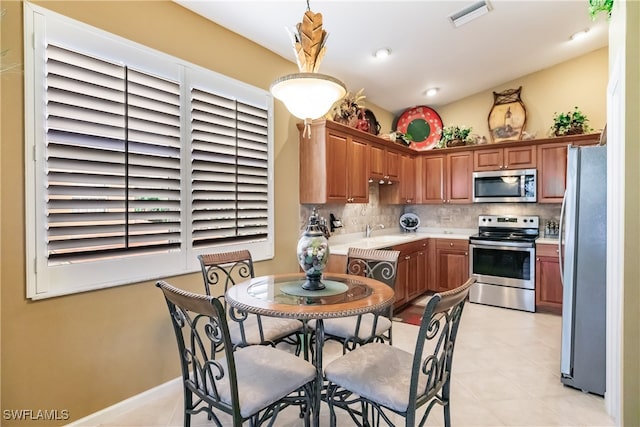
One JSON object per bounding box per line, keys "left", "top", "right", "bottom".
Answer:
{"left": 442, "top": 380, "right": 452, "bottom": 427}
{"left": 183, "top": 389, "right": 192, "bottom": 427}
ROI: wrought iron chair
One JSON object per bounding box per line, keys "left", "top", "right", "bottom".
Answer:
{"left": 315, "top": 248, "right": 400, "bottom": 353}
{"left": 156, "top": 281, "right": 315, "bottom": 427}
{"left": 324, "top": 277, "right": 476, "bottom": 427}
{"left": 198, "top": 250, "right": 303, "bottom": 353}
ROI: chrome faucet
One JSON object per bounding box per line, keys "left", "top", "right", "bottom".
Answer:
{"left": 365, "top": 223, "right": 385, "bottom": 238}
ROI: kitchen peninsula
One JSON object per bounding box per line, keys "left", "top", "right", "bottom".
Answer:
{"left": 326, "top": 228, "right": 473, "bottom": 309}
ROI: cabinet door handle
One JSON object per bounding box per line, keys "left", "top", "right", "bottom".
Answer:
{"left": 404, "top": 255, "right": 410, "bottom": 260}
{"left": 537, "top": 257, "right": 540, "bottom": 261}
{"left": 450, "top": 242, "right": 454, "bottom": 247}
{"left": 465, "top": 252, "right": 468, "bottom": 256}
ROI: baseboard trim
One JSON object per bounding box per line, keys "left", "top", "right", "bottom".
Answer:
{"left": 66, "top": 377, "right": 181, "bottom": 426}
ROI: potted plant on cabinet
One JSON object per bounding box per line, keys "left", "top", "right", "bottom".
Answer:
{"left": 438, "top": 125, "right": 473, "bottom": 148}
{"left": 550, "top": 106, "right": 593, "bottom": 137}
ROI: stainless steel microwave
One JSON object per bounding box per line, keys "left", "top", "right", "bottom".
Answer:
{"left": 472, "top": 169, "right": 537, "bottom": 203}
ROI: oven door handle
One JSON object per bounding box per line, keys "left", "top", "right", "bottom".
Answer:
{"left": 469, "top": 240, "right": 534, "bottom": 250}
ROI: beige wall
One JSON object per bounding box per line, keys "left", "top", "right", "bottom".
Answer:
{"left": 437, "top": 47, "right": 608, "bottom": 142}
{"left": 0, "top": 0, "right": 325, "bottom": 424}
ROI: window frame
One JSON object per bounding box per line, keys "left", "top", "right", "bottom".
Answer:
{"left": 24, "top": 3, "right": 275, "bottom": 299}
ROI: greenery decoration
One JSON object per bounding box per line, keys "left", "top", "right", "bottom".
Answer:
{"left": 394, "top": 131, "right": 413, "bottom": 146}
{"left": 589, "top": 0, "right": 613, "bottom": 20}
{"left": 438, "top": 125, "right": 473, "bottom": 148}
{"left": 550, "top": 106, "right": 593, "bottom": 136}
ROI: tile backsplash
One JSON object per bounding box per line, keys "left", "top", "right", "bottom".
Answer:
{"left": 299, "top": 184, "right": 404, "bottom": 237}
{"left": 406, "top": 203, "right": 561, "bottom": 229}
{"left": 300, "top": 183, "right": 561, "bottom": 237}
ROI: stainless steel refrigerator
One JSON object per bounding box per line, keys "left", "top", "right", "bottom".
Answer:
{"left": 559, "top": 144, "right": 606, "bottom": 396}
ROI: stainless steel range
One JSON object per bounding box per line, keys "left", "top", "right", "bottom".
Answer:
{"left": 468, "top": 215, "right": 539, "bottom": 312}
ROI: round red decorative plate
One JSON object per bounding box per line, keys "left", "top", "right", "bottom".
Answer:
{"left": 396, "top": 106, "right": 443, "bottom": 151}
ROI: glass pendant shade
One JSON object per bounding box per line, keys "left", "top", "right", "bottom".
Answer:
{"left": 270, "top": 72, "right": 346, "bottom": 120}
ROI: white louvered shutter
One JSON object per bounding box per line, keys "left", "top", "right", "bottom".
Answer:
{"left": 45, "top": 44, "right": 181, "bottom": 264}
{"left": 190, "top": 88, "right": 269, "bottom": 248}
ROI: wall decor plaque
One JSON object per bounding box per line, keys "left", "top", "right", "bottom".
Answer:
{"left": 488, "top": 87, "right": 527, "bottom": 143}
{"left": 395, "top": 106, "right": 443, "bottom": 151}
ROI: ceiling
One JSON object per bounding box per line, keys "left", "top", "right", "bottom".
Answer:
{"left": 174, "top": 1, "right": 609, "bottom": 115}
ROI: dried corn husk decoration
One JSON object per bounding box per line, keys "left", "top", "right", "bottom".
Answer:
{"left": 288, "top": 9, "right": 329, "bottom": 72}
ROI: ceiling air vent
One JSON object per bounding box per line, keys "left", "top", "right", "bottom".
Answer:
{"left": 449, "top": 0, "right": 492, "bottom": 28}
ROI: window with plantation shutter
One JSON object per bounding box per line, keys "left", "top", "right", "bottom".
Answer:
{"left": 45, "top": 45, "right": 182, "bottom": 263}
{"left": 191, "top": 89, "right": 269, "bottom": 247}
{"left": 25, "top": 3, "right": 274, "bottom": 299}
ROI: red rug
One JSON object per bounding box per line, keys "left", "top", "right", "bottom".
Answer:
{"left": 394, "top": 304, "right": 425, "bottom": 326}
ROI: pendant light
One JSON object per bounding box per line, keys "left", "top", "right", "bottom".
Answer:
{"left": 270, "top": 1, "right": 346, "bottom": 137}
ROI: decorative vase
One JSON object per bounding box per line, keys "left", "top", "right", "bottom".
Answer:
{"left": 297, "top": 208, "right": 330, "bottom": 291}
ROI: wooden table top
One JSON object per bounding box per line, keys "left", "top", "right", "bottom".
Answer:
{"left": 225, "top": 273, "right": 395, "bottom": 320}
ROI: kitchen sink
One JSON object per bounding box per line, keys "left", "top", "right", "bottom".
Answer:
{"left": 364, "top": 235, "right": 409, "bottom": 244}
{"left": 350, "top": 235, "right": 415, "bottom": 248}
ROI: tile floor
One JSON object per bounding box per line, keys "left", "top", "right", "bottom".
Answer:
{"left": 78, "top": 302, "right": 615, "bottom": 426}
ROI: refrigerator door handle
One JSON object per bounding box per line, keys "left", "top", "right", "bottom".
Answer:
{"left": 560, "top": 145, "right": 579, "bottom": 377}
{"left": 558, "top": 190, "right": 567, "bottom": 286}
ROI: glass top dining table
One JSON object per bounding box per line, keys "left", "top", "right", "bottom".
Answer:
{"left": 225, "top": 272, "right": 395, "bottom": 319}
{"left": 225, "top": 272, "right": 395, "bottom": 426}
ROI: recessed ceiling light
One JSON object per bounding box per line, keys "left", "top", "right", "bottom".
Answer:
{"left": 374, "top": 48, "right": 391, "bottom": 59}
{"left": 570, "top": 29, "right": 590, "bottom": 41}
{"left": 425, "top": 87, "right": 439, "bottom": 97}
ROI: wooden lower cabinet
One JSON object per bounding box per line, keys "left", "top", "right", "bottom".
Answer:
{"left": 393, "top": 240, "right": 426, "bottom": 309}
{"left": 535, "top": 243, "right": 563, "bottom": 314}
{"left": 325, "top": 253, "right": 347, "bottom": 274}
{"left": 433, "top": 239, "right": 469, "bottom": 292}
{"left": 326, "top": 238, "right": 471, "bottom": 309}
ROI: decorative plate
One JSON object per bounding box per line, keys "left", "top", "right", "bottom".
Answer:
{"left": 400, "top": 213, "right": 421, "bottom": 232}
{"left": 396, "top": 106, "right": 443, "bottom": 151}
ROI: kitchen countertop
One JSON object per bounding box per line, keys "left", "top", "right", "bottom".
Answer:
{"left": 328, "top": 228, "right": 475, "bottom": 255}
{"left": 536, "top": 237, "right": 561, "bottom": 245}
{"left": 329, "top": 229, "right": 561, "bottom": 255}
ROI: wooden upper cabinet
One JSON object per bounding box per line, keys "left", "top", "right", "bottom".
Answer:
{"left": 447, "top": 151, "right": 473, "bottom": 203}
{"left": 324, "top": 131, "right": 349, "bottom": 201}
{"left": 299, "top": 120, "right": 601, "bottom": 206}
{"left": 379, "top": 153, "right": 415, "bottom": 205}
{"left": 537, "top": 142, "right": 568, "bottom": 203}
{"left": 369, "top": 145, "right": 385, "bottom": 182}
{"left": 536, "top": 134, "right": 601, "bottom": 203}
{"left": 386, "top": 150, "right": 400, "bottom": 182}
{"left": 299, "top": 121, "right": 370, "bottom": 204}
{"left": 474, "top": 145, "right": 536, "bottom": 171}
{"left": 347, "top": 137, "right": 370, "bottom": 203}
{"left": 422, "top": 151, "right": 472, "bottom": 204}
{"left": 399, "top": 154, "right": 416, "bottom": 204}
{"left": 422, "top": 155, "right": 445, "bottom": 203}
{"left": 369, "top": 145, "right": 400, "bottom": 184}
